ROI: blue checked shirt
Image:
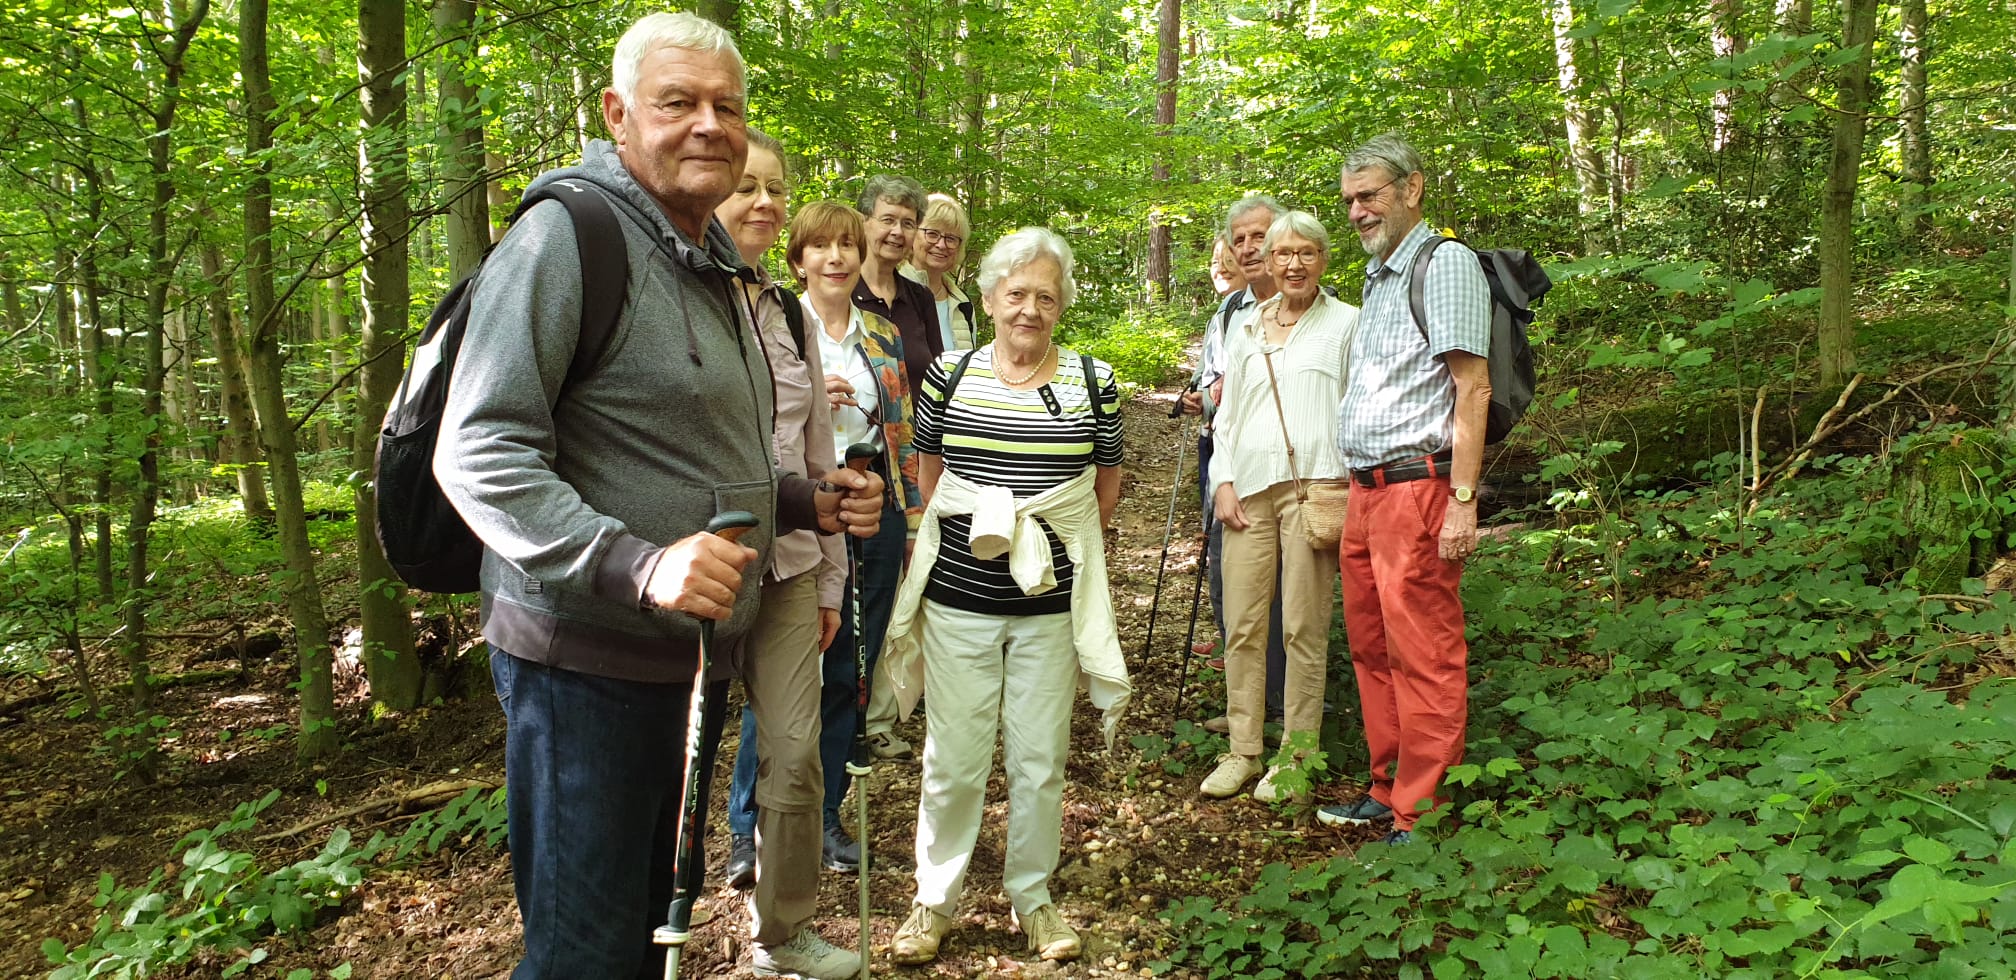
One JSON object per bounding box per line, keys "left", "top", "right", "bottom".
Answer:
{"left": 1336, "top": 221, "right": 1492, "bottom": 470}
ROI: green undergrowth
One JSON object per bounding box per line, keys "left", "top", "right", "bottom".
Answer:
{"left": 1158, "top": 451, "right": 2016, "bottom": 978}
{"left": 43, "top": 785, "right": 507, "bottom": 979}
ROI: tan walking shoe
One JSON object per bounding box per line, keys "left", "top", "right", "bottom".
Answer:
{"left": 1199, "top": 753, "right": 1262, "bottom": 798}
{"left": 1016, "top": 904, "right": 1081, "bottom": 962}
{"left": 1202, "top": 714, "right": 1230, "bottom": 734}
{"left": 891, "top": 902, "right": 953, "bottom": 965}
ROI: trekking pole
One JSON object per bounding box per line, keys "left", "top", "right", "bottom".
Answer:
{"left": 841, "top": 442, "right": 879, "bottom": 980}
{"left": 1138, "top": 413, "right": 1191, "bottom": 679}
{"left": 1170, "top": 522, "right": 1210, "bottom": 731}
{"left": 656, "top": 510, "right": 761, "bottom": 980}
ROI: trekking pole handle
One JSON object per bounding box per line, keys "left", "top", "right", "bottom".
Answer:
{"left": 706, "top": 510, "right": 760, "bottom": 544}
{"left": 844, "top": 442, "right": 878, "bottom": 473}
{"left": 1169, "top": 380, "right": 1197, "bottom": 418}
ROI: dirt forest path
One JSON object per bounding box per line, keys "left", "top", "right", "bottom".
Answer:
{"left": 3, "top": 383, "right": 1393, "bottom": 980}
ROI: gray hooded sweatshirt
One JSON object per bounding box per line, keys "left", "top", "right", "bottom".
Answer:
{"left": 434, "top": 140, "right": 815, "bottom": 683}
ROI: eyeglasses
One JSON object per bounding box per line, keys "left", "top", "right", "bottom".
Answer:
{"left": 920, "top": 227, "right": 963, "bottom": 249}
{"left": 873, "top": 214, "right": 918, "bottom": 233}
{"left": 1342, "top": 174, "right": 1405, "bottom": 209}
{"left": 1270, "top": 248, "right": 1324, "bottom": 266}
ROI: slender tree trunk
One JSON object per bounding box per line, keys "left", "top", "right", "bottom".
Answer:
{"left": 486, "top": 151, "right": 514, "bottom": 243}
{"left": 2, "top": 275, "right": 22, "bottom": 338}
{"left": 123, "top": 0, "right": 209, "bottom": 731}
{"left": 242, "top": 0, "right": 338, "bottom": 759}
{"left": 1553, "top": 0, "right": 1608, "bottom": 252}
{"left": 199, "top": 245, "right": 273, "bottom": 521}
{"left": 699, "top": 0, "right": 739, "bottom": 29}
{"left": 434, "top": 0, "right": 491, "bottom": 283}
{"left": 1816, "top": 0, "right": 1879, "bottom": 387}
{"left": 65, "top": 109, "right": 117, "bottom": 600}
{"left": 1897, "top": 0, "right": 1931, "bottom": 243}
{"left": 1146, "top": 0, "right": 1178, "bottom": 301}
{"left": 52, "top": 251, "right": 79, "bottom": 393}
{"left": 1770, "top": 0, "right": 1817, "bottom": 173}
{"left": 1710, "top": 0, "right": 1747, "bottom": 152}
{"left": 358, "top": 0, "right": 423, "bottom": 711}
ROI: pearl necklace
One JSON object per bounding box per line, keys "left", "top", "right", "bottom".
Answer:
{"left": 994, "top": 341, "right": 1055, "bottom": 385}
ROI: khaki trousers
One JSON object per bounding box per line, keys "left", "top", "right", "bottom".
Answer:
{"left": 1220, "top": 480, "right": 1338, "bottom": 758}
{"left": 740, "top": 572, "right": 825, "bottom": 944}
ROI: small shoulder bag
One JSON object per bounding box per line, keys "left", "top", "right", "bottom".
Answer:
{"left": 1258, "top": 331, "right": 1350, "bottom": 552}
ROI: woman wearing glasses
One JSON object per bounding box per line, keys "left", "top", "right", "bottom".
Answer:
{"left": 854, "top": 175, "right": 944, "bottom": 393}
{"left": 1199, "top": 210, "right": 1360, "bottom": 804}
{"left": 788, "top": 200, "right": 926, "bottom": 869}
{"left": 902, "top": 192, "right": 977, "bottom": 351}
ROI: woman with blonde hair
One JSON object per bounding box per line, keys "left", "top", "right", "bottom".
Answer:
{"left": 902, "top": 192, "right": 977, "bottom": 350}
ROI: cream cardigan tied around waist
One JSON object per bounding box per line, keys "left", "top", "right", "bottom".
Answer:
{"left": 879, "top": 465, "right": 1132, "bottom": 747}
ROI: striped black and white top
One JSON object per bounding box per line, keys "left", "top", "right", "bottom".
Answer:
{"left": 913, "top": 346, "right": 1125, "bottom": 616}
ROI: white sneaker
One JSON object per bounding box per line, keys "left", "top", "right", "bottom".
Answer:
{"left": 751, "top": 927, "right": 861, "bottom": 979}
{"left": 1199, "top": 753, "right": 1262, "bottom": 798}
{"left": 1251, "top": 765, "right": 1306, "bottom": 804}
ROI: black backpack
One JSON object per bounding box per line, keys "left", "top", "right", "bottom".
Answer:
{"left": 374, "top": 179, "right": 628, "bottom": 594}
{"left": 1408, "top": 237, "right": 1552, "bottom": 444}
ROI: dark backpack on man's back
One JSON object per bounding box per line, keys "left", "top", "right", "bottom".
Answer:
{"left": 374, "top": 180, "right": 628, "bottom": 595}
{"left": 1408, "top": 237, "right": 1552, "bottom": 444}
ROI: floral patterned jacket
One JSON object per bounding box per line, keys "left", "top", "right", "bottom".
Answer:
{"left": 809, "top": 300, "right": 926, "bottom": 531}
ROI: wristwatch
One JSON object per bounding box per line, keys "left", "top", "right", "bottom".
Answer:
{"left": 1451, "top": 485, "right": 1476, "bottom": 504}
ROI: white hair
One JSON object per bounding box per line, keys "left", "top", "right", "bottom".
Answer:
{"left": 611, "top": 13, "right": 745, "bottom": 107}
{"left": 1260, "top": 210, "right": 1330, "bottom": 257}
{"left": 976, "top": 228, "right": 1077, "bottom": 309}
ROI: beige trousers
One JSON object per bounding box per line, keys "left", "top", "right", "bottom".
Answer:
{"left": 912, "top": 600, "right": 1078, "bottom": 918}
{"left": 741, "top": 572, "right": 825, "bottom": 944}
{"left": 1220, "top": 480, "right": 1337, "bottom": 758}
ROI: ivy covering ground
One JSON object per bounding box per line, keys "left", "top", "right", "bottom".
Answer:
{"left": 1159, "top": 446, "right": 2016, "bottom": 978}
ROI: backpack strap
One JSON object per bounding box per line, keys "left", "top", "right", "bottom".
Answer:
{"left": 941, "top": 347, "right": 983, "bottom": 407}
{"left": 1407, "top": 234, "right": 1453, "bottom": 344}
{"left": 1080, "top": 351, "right": 1111, "bottom": 418}
{"left": 776, "top": 285, "right": 809, "bottom": 361}
{"left": 513, "top": 179, "right": 628, "bottom": 388}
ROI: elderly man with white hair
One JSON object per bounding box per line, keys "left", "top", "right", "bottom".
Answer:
{"left": 432, "top": 12, "right": 883, "bottom": 978}
{"left": 877, "top": 227, "right": 1129, "bottom": 966}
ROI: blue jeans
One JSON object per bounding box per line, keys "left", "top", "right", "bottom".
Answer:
{"left": 729, "top": 498, "right": 906, "bottom": 834}
{"left": 492, "top": 649, "right": 727, "bottom": 979}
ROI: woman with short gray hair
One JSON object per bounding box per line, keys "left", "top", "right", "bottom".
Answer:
{"left": 878, "top": 227, "right": 1128, "bottom": 967}
{"left": 853, "top": 174, "right": 943, "bottom": 394}
{"left": 1201, "top": 210, "right": 1360, "bottom": 805}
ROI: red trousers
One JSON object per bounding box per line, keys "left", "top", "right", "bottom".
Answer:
{"left": 1337, "top": 476, "right": 1468, "bottom": 830}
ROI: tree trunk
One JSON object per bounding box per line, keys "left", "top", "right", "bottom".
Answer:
{"left": 433, "top": 0, "right": 491, "bottom": 283}
{"left": 66, "top": 98, "right": 116, "bottom": 601}
{"left": 1146, "top": 0, "right": 1178, "bottom": 301}
{"left": 1553, "top": 0, "right": 1608, "bottom": 252}
{"left": 358, "top": 0, "right": 423, "bottom": 711}
{"left": 571, "top": 67, "right": 594, "bottom": 156}
{"left": 1897, "top": 0, "right": 1931, "bottom": 243}
{"left": 699, "top": 0, "right": 738, "bottom": 29}
{"left": 199, "top": 245, "right": 273, "bottom": 522}
{"left": 123, "top": 0, "right": 210, "bottom": 724}
{"left": 1710, "top": 0, "right": 1746, "bottom": 152}
{"left": 242, "top": 0, "right": 338, "bottom": 759}
{"left": 1815, "top": 0, "right": 1879, "bottom": 387}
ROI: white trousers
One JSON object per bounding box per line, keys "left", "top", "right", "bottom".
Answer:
{"left": 911, "top": 600, "right": 1077, "bottom": 918}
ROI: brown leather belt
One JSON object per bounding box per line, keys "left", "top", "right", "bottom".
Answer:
{"left": 1350, "top": 450, "right": 1454, "bottom": 489}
